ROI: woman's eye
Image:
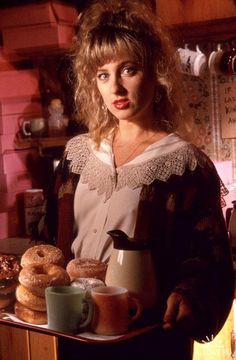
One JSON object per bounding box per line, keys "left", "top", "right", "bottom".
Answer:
{"left": 97, "top": 72, "right": 109, "bottom": 81}
{"left": 122, "top": 66, "right": 137, "bottom": 75}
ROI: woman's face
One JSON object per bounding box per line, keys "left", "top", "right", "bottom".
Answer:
{"left": 96, "top": 57, "right": 156, "bottom": 124}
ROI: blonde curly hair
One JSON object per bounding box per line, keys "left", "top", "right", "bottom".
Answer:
{"left": 71, "top": 0, "right": 189, "bottom": 145}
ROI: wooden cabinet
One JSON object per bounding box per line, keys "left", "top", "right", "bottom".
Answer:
{"left": 0, "top": 325, "right": 29, "bottom": 360}
{"left": 28, "top": 332, "right": 58, "bottom": 360}
{"left": 155, "top": 0, "right": 236, "bottom": 44}
{"left": 0, "top": 1, "right": 78, "bottom": 57}
{"left": 0, "top": 325, "right": 58, "bottom": 360}
{"left": 156, "top": 0, "right": 236, "bottom": 26}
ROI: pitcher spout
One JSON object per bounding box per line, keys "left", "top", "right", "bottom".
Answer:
{"left": 107, "top": 229, "right": 149, "bottom": 250}
{"left": 107, "top": 230, "right": 130, "bottom": 249}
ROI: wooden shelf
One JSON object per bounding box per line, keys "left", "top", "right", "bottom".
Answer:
{"left": 14, "top": 136, "right": 70, "bottom": 150}
{"left": 14, "top": 135, "right": 71, "bottom": 157}
{"left": 172, "top": 17, "right": 236, "bottom": 44}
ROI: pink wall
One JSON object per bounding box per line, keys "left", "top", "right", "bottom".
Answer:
{"left": 0, "top": 61, "right": 43, "bottom": 238}
{"left": 0, "top": 1, "right": 77, "bottom": 239}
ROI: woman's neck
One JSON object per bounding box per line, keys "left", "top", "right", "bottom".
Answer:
{"left": 112, "top": 122, "right": 169, "bottom": 167}
{"left": 114, "top": 120, "right": 164, "bottom": 144}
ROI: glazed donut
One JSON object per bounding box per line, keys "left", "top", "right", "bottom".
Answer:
{"left": 16, "top": 284, "right": 46, "bottom": 311}
{"left": 0, "top": 279, "right": 17, "bottom": 295}
{"left": 14, "top": 301, "right": 47, "bottom": 325}
{"left": 66, "top": 258, "right": 107, "bottom": 281}
{"left": 0, "top": 292, "right": 15, "bottom": 310}
{"left": 0, "top": 254, "right": 21, "bottom": 281}
{"left": 20, "top": 245, "right": 65, "bottom": 268}
{"left": 71, "top": 278, "right": 105, "bottom": 290}
{"left": 19, "top": 264, "right": 70, "bottom": 297}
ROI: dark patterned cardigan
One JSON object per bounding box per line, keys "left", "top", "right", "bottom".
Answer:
{"left": 41, "top": 136, "right": 234, "bottom": 349}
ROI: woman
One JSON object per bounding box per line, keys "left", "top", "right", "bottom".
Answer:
{"left": 42, "top": 1, "right": 234, "bottom": 359}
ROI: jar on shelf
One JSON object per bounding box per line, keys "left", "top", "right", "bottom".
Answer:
{"left": 47, "top": 98, "right": 68, "bottom": 137}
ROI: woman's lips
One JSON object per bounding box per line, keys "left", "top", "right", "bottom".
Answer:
{"left": 113, "top": 99, "right": 130, "bottom": 110}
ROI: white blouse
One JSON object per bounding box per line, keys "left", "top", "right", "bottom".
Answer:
{"left": 71, "top": 133, "right": 189, "bottom": 262}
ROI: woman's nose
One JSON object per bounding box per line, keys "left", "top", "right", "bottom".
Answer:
{"left": 110, "top": 75, "right": 125, "bottom": 94}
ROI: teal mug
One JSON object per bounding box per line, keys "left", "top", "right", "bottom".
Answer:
{"left": 45, "top": 286, "right": 93, "bottom": 333}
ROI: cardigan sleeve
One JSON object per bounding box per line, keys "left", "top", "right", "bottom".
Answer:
{"left": 172, "top": 161, "right": 234, "bottom": 343}
{"left": 40, "top": 154, "right": 79, "bottom": 264}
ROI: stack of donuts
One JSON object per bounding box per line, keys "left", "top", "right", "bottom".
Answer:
{"left": 0, "top": 254, "right": 21, "bottom": 311}
{"left": 15, "top": 244, "right": 70, "bottom": 325}
{"left": 66, "top": 257, "right": 107, "bottom": 290}
{"left": 66, "top": 258, "right": 107, "bottom": 282}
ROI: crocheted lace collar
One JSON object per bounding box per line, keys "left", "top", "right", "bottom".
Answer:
{"left": 66, "top": 133, "right": 199, "bottom": 201}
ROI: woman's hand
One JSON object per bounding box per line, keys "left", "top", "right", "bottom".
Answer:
{"left": 163, "top": 292, "right": 195, "bottom": 332}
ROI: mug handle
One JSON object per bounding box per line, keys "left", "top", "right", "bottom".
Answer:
{"left": 128, "top": 295, "right": 142, "bottom": 324}
{"left": 196, "top": 44, "right": 203, "bottom": 54}
{"left": 78, "top": 298, "right": 93, "bottom": 329}
{"left": 22, "top": 120, "right": 31, "bottom": 136}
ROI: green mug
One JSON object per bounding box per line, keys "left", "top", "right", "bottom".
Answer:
{"left": 45, "top": 286, "right": 93, "bottom": 333}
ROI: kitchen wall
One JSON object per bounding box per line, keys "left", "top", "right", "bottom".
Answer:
{"left": 170, "top": 38, "right": 236, "bottom": 212}
{"left": 183, "top": 67, "right": 235, "bottom": 170}
{"left": 182, "top": 41, "right": 236, "bottom": 212}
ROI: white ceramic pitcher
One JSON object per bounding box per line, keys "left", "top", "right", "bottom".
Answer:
{"left": 105, "top": 230, "right": 159, "bottom": 310}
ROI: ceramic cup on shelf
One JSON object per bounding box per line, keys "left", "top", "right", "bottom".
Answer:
{"left": 177, "top": 44, "right": 207, "bottom": 77}
{"left": 21, "top": 117, "right": 47, "bottom": 138}
{"left": 90, "top": 286, "right": 142, "bottom": 335}
{"left": 45, "top": 286, "right": 93, "bottom": 333}
{"left": 208, "top": 44, "right": 224, "bottom": 75}
{"left": 219, "top": 45, "right": 236, "bottom": 75}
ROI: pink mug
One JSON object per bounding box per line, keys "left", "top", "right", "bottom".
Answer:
{"left": 90, "top": 286, "right": 142, "bottom": 335}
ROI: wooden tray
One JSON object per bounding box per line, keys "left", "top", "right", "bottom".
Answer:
{"left": 0, "top": 312, "right": 161, "bottom": 344}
